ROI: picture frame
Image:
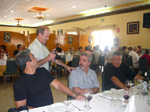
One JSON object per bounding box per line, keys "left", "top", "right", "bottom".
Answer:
{"left": 68, "top": 36, "right": 73, "bottom": 44}
{"left": 88, "top": 36, "right": 92, "bottom": 44}
{"left": 4, "top": 32, "right": 11, "bottom": 42}
{"left": 127, "top": 21, "right": 139, "bottom": 34}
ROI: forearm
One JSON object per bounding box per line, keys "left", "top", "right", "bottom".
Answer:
{"left": 134, "top": 74, "right": 143, "bottom": 80}
{"left": 73, "top": 87, "right": 84, "bottom": 95}
{"left": 91, "top": 87, "right": 99, "bottom": 94}
{"left": 38, "top": 58, "right": 49, "bottom": 66}
{"left": 111, "top": 76, "right": 126, "bottom": 89}
{"left": 55, "top": 59, "right": 68, "bottom": 68}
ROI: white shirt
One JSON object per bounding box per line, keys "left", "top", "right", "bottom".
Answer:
{"left": 28, "top": 38, "right": 50, "bottom": 71}
{"left": 129, "top": 51, "right": 139, "bottom": 68}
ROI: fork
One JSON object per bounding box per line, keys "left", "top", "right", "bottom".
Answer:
{"left": 72, "top": 104, "right": 82, "bottom": 111}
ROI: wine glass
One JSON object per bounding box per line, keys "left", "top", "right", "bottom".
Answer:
{"left": 123, "top": 90, "right": 130, "bottom": 107}
{"left": 110, "top": 88, "right": 117, "bottom": 108}
{"left": 83, "top": 90, "right": 93, "bottom": 111}
{"left": 125, "top": 80, "right": 133, "bottom": 89}
{"left": 63, "top": 100, "right": 72, "bottom": 112}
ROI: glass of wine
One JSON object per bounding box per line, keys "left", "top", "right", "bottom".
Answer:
{"left": 83, "top": 90, "right": 93, "bottom": 111}
{"left": 125, "top": 79, "right": 133, "bottom": 89}
{"left": 63, "top": 100, "right": 72, "bottom": 112}
{"left": 123, "top": 90, "right": 130, "bottom": 107}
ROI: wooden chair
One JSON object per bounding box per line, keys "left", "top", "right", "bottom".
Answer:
{"left": 139, "top": 57, "right": 148, "bottom": 75}
{"left": 3, "top": 60, "right": 19, "bottom": 88}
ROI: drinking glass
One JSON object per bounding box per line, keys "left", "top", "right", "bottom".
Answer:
{"left": 110, "top": 88, "right": 116, "bottom": 108}
{"left": 125, "top": 79, "right": 133, "bottom": 89}
{"left": 83, "top": 90, "right": 93, "bottom": 111}
{"left": 123, "top": 90, "right": 130, "bottom": 107}
{"left": 115, "top": 90, "right": 123, "bottom": 108}
{"left": 63, "top": 100, "right": 72, "bottom": 112}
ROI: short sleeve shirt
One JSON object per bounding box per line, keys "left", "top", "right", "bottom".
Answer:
{"left": 13, "top": 68, "right": 55, "bottom": 108}
{"left": 69, "top": 67, "right": 99, "bottom": 90}
{"left": 104, "top": 63, "right": 137, "bottom": 90}
{"left": 28, "top": 38, "right": 50, "bottom": 71}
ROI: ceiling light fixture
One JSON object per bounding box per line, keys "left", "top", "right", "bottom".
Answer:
{"left": 14, "top": 18, "right": 24, "bottom": 26}
{"left": 31, "top": 7, "right": 48, "bottom": 20}
{"left": 34, "top": 11, "right": 46, "bottom": 20}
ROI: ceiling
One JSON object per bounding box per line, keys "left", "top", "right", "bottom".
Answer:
{"left": 0, "top": 0, "right": 149, "bottom": 27}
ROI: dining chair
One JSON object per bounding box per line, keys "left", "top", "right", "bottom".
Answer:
{"left": 3, "top": 60, "right": 20, "bottom": 88}
{"left": 98, "top": 55, "right": 105, "bottom": 72}
{"left": 125, "top": 56, "right": 133, "bottom": 70}
{"left": 72, "top": 57, "right": 79, "bottom": 67}
{"left": 102, "top": 72, "right": 105, "bottom": 92}
{"left": 139, "top": 57, "right": 148, "bottom": 75}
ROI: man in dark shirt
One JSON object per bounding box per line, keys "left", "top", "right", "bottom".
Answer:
{"left": 14, "top": 50, "right": 84, "bottom": 109}
{"left": 13, "top": 44, "right": 23, "bottom": 56}
{"left": 104, "top": 51, "right": 143, "bottom": 90}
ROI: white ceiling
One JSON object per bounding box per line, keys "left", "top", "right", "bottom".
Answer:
{"left": 0, "top": 0, "right": 149, "bottom": 27}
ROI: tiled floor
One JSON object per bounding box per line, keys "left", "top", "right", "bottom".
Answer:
{"left": 0, "top": 71, "right": 102, "bottom": 112}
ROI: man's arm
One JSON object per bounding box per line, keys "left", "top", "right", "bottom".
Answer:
{"left": 134, "top": 74, "right": 143, "bottom": 80}
{"left": 111, "top": 76, "right": 126, "bottom": 89}
{"left": 15, "top": 99, "right": 33, "bottom": 109}
{"left": 54, "top": 59, "right": 75, "bottom": 72}
{"left": 51, "top": 79, "right": 84, "bottom": 100}
{"left": 73, "top": 87, "right": 99, "bottom": 95}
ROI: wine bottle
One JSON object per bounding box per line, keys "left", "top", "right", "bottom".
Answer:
{"left": 143, "top": 72, "right": 149, "bottom": 84}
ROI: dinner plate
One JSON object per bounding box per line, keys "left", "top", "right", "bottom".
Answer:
{"left": 102, "top": 90, "right": 112, "bottom": 97}
{"left": 47, "top": 103, "right": 66, "bottom": 112}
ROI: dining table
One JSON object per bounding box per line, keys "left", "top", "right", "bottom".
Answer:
{"left": 20, "top": 90, "right": 150, "bottom": 112}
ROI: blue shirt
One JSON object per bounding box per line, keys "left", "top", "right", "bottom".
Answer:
{"left": 69, "top": 67, "right": 99, "bottom": 90}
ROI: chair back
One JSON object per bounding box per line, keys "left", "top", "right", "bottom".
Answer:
{"left": 72, "top": 57, "right": 79, "bottom": 67}
{"left": 102, "top": 72, "right": 105, "bottom": 92}
{"left": 3, "top": 60, "right": 18, "bottom": 75}
{"left": 125, "top": 56, "right": 133, "bottom": 68}
{"left": 139, "top": 57, "right": 148, "bottom": 72}
{"left": 98, "top": 55, "right": 105, "bottom": 66}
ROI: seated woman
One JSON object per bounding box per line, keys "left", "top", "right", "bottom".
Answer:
{"left": 68, "top": 47, "right": 74, "bottom": 55}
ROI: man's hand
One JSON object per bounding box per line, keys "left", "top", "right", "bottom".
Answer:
{"left": 66, "top": 66, "right": 76, "bottom": 72}
{"left": 47, "top": 52, "right": 56, "bottom": 62}
{"left": 75, "top": 94, "right": 85, "bottom": 101}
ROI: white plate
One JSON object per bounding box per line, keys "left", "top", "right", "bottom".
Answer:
{"left": 47, "top": 103, "right": 66, "bottom": 112}
{"left": 102, "top": 90, "right": 112, "bottom": 97}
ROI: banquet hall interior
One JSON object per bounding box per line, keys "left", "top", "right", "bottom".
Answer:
{"left": 0, "top": 0, "right": 150, "bottom": 112}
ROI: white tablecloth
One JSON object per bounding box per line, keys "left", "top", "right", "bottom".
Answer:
{"left": 0, "top": 59, "right": 6, "bottom": 65}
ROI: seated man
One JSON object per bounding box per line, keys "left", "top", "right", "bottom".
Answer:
{"left": 69, "top": 53, "right": 99, "bottom": 95}
{"left": 13, "top": 44, "right": 23, "bottom": 56}
{"left": 13, "top": 50, "right": 84, "bottom": 109}
{"left": 104, "top": 51, "right": 143, "bottom": 90}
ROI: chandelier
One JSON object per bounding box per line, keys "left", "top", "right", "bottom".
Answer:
{"left": 14, "top": 18, "right": 24, "bottom": 26}
{"left": 34, "top": 11, "right": 46, "bottom": 20}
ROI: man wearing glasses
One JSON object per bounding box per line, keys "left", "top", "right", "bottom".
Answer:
{"left": 104, "top": 51, "right": 143, "bottom": 90}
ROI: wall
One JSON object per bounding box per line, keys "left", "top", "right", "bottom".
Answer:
{"left": 48, "top": 9, "right": 150, "bottom": 49}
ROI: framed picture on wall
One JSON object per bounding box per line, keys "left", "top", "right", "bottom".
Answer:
{"left": 57, "top": 29, "right": 63, "bottom": 35}
{"left": 68, "top": 36, "right": 73, "bottom": 44}
{"left": 127, "top": 21, "right": 139, "bottom": 34}
{"left": 4, "top": 32, "right": 11, "bottom": 42}
{"left": 88, "top": 36, "right": 92, "bottom": 44}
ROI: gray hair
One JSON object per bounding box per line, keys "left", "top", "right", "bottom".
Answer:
{"left": 112, "top": 51, "right": 122, "bottom": 58}
{"left": 81, "top": 53, "right": 92, "bottom": 62}
{"left": 36, "top": 26, "right": 49, "bottom": 36}
{"left": 15, "top": 49, "right": 31, "bottom": 71}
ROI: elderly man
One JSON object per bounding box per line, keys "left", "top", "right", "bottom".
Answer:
{"left": 28, "top": 26, "right": 73, "bottom": 72}
{"left": 13, "top": 50, "right": 84, "bottom": 109}
{"left": 104, "top": 51, "right": 143, "bottom": 90}
{"left": 69, "top": 53, "right": 99, "bottom": 95}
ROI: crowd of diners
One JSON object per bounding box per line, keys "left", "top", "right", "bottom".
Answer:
{"left": 0, "top": 26, "right": 146, "bottom": 109}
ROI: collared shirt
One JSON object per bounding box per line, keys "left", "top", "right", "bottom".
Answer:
{"left": 129, "top": 51, "right": 139, "bottom": 68}
{"left": 69, "top": 67, "right": 99, "bottom": 90}
{"left": 28, "top": 38, "right": 50, "bottom": 71}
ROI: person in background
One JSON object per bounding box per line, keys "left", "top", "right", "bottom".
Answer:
{"left": 96, "top": 45, "right": 102, "bottom": 54}
{"left": 0, "top": 45, "right": 9, "bottom": 58}
{"left": 137, "top": 46, "right": 144, "bottom": 57}
{"left": 121, "top": 46, "right": 129, "bottom": 64}
{"left": 14, "top": 44, "right": 24, "bottom": 56}
{"left": 75, "top": 47, "right": 83, "bottom": 56}
{"left": 93, "top": 46, "right": 101, "bottom": 64}
{"left": 52, "top": 43, "right": 64, "bottom": 53}
{"left": 104, "top": 51, "right": 143, "bottom": 90}
{"left": 68, "top": 46, "right": 74, "bottom": 55}
{"left": 129, "top": 47, "right": 139, "bottom": 73}
{"left": 14, "top": 50, "right": 84, "bottom": 109}
{"left": 88, "top": 45, "right": 93, "bottom": 53}
{"left": 128, "top": 47, "right": 133, "bottom": 53}
{"left": 28, "top": 26, "right": 74, "bottom": 72}
{"left": 56, "top": 47, "right": 64, "bottom": 56}
{"left": 84, "top": 46, "right": 92, "bottom": 55}
{"left": 141, "top": 49, "right": 150, "bottom": 66}
{"left": 69, "top": 53, "right": 99, "bottom": 95}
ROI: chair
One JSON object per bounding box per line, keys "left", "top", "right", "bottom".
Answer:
{"left": 125, "top": 56, "right": 133, "bottom": 69}
{"left": 3, "top": 60, "right": 19, "bottom": 88}
{"left": 102, "top": 72, "right": 105, "bottom": 92}
{"left": 139, "top": 57, "right": 148, "bottom": 74}
{"left": 52, "top": 57, "right": 66, "bottom": 77}
{"left": 98, "top": 55, "right": 105, "bottom": 72}
{"left": 72, "top": 57, "right": 79, "bottom": 67}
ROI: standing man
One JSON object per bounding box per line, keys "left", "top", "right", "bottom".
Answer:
{"left": 28, "top": 26, "right": 73, "bottom": 72}
{"left": 69, "top": 53, "right": 99, "bottom": 95}
{"left": 14, "top": 50, "right": 84, "bottom": 109}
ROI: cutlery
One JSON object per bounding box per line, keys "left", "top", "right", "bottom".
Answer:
{"left": 72, "top": 104, "right": 82, "bottom": 111}
{"left": 98, "top": 95, "right": 110, "bottom": 100}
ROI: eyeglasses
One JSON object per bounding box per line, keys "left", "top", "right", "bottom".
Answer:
{"left": 112, "top": 58, "right": 122, "bottom": 61}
